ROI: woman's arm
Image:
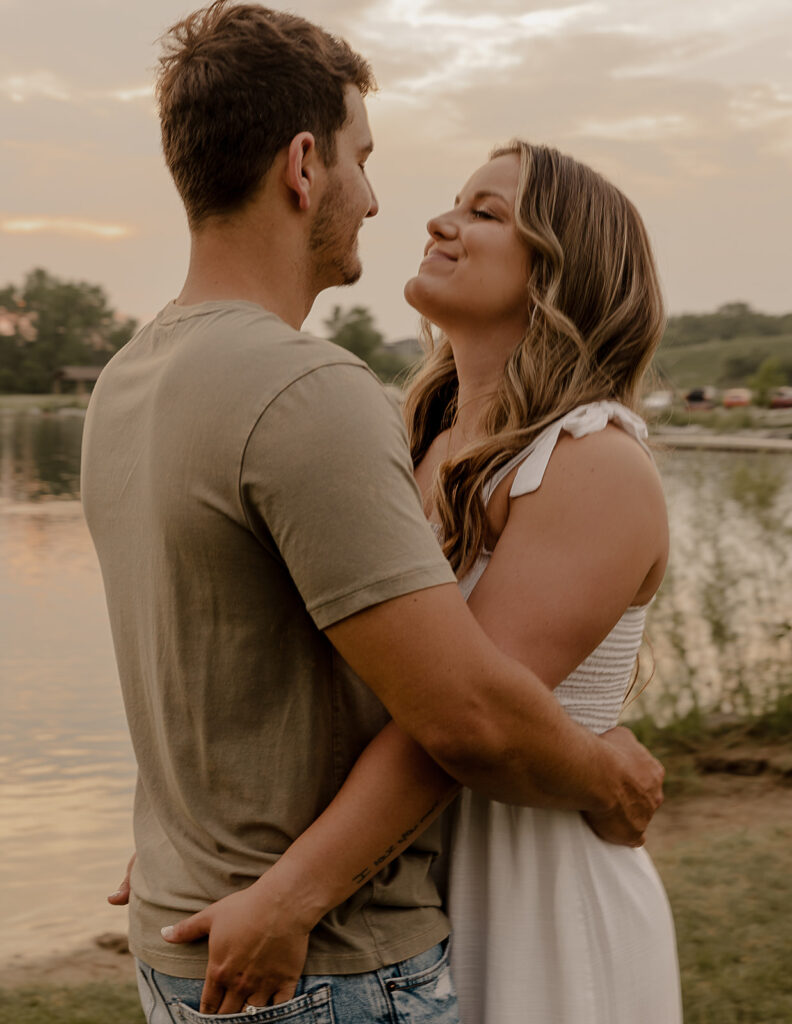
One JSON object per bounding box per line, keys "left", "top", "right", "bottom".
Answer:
{"left": 164, "top": 427, "right": 668, "bottom": 1013}
{"left": 162, "top": 721, "right": 458, "bottom": 1013}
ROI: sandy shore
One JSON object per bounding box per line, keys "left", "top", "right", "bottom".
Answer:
{"left": 0, "top": 933, "right": 136, "bottom": 988}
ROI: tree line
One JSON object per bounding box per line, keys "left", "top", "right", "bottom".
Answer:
{"left": 0, "top": 269, "right": 789, "bottom": 394}
{"left": 0, "top": 268, "right": 138, "bottom": 394}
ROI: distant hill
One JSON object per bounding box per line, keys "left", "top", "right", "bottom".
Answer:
{"left": 661, "top": 303, "right": 792, "bottom": 347}
{"left": 654, "top": 304, "right": 792, "bottom": 390}
{"left": 654, "top": 334, "right": 792, "bottom": 390}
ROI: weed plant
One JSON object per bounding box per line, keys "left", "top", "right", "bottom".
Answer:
{"left": 626, "top": 449, "right": 792, "bottom": 734}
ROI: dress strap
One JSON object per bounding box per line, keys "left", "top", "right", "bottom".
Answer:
{"left": 482, "top": 401, "right": 650, "bottom": 505}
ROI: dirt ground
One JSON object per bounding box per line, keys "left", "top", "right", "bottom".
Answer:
{"left": 2, "top": 747, "right": 790, "bottom": 990}
{"left": 646, "top": 765, "right": 792, "bottom": 854}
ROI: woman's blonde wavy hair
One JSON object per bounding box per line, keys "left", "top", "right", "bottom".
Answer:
{"left": 403, "top": 140, "right": 666, "bottom": 576}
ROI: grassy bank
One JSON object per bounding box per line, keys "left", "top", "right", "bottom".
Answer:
{"left": 650, "top": 405, "right": 792, "bottom": 434}
{"left": 0, "top": 985, "right": 144, "bottom": 1024}
{"left": 655, "top": 823, "right": 792, "bottom": 1024}
{"left": 0, "top": 393, "right": 89, "bottom": 412}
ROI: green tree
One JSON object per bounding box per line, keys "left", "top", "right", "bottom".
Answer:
{"left": 719, "top": 352, "right": 765, "bottom": 386}
{"left": 748, "top": 356, "right": 788, "bottom": 406}
{"left": 0, "top": 267, "right": 137, "bottom": 393}
{"left": 324, "top": 305, "right": 415, "bottom": 383}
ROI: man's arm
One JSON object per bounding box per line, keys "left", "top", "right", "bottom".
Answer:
{"left": 328, "top": 582, "right": 661, "bottom": 816}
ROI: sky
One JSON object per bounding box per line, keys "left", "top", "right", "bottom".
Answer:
{"left": 1, "top": 0, "right": 791, "bottom": 341}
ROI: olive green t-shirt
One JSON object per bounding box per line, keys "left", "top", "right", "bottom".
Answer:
{"left": 81, "top": 300, "right": 456, "bottom": 978}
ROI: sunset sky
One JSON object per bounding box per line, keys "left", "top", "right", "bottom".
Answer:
{"left": 2, "top": 0, "right": 791, "bottom": 341}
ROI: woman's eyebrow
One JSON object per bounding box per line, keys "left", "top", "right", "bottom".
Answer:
{"left": 454, "top": 189, "right": 510, "bottom": 206}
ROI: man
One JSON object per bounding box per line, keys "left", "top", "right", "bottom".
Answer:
{"left": 82, "top": 3, "right": 663, "bottom": 1021}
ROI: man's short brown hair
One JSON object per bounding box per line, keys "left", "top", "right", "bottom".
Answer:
{"left": 156, "top": 1, "right": 375, "bottom": 227}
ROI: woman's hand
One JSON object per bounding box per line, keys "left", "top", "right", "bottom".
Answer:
{"left": 161, "top": 869, "right": 314, "bottom": 1015}
{"left": 107, "top": 852, "right": 136, "bottom": 905}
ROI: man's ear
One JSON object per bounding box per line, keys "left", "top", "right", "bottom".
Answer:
{"left": 285, "top": 132, "right": 320, "bottom": 212}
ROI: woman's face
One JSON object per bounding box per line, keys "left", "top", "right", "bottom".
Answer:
{"left": 404, "top": 153, "right": 530, "bottom": 336}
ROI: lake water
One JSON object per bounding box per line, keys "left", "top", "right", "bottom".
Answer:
{"left": 1, "top": 408, "right": 790, "bottom": 961}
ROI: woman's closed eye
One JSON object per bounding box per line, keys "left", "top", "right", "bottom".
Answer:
{"left": 472, "top": 208, "right": 496, "bottom": 220}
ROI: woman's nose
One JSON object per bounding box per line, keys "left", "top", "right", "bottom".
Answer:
{"left": 426, "top": 210, "right": 457, "bottom": 242}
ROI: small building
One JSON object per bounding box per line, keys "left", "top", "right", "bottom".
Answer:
{"left": 52, "top": 365, "right": 103, "bottom": 395}
{"left": 386, "top": 337, "right": 423, "bottom": 362}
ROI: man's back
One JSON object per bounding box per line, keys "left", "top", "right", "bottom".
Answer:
{"left": 81, "top": 299, "right": 455, "bottom": 978}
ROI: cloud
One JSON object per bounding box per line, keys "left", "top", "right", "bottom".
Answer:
{"left": 576, "top": 114, "right": 696, "bottom": 141}
{"left": 107, "top": 86, "right": 154, "bottom": 104}
{"left": 0, "top": 71, "right": 71, "bottom": 103}
{"left": 0, "top": 72, "right": 153, "bottom": 106}
{"left": 1, "top": 218, "right": 134, "bottom": 240}
{"left": 352, "top": 0, "right": 604, "bottom": 96}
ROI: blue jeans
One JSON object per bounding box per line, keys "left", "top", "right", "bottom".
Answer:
{"left": 135, "top": 940, "right": 459, "bottom": 1023}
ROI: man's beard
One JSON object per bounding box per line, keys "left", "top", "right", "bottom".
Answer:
{"left": 308, "top": 173, "right": 363, "bottom": 288}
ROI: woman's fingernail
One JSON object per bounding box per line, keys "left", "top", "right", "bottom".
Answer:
{"left": 161, "top": 925, "right": 175, "bottom": 940}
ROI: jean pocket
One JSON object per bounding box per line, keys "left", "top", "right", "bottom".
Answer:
{"left": 385, "top": 941, "right": 459, "bottom": 1024}
{"left": 170, "top": 984, "right": 335, "bottom": 1024}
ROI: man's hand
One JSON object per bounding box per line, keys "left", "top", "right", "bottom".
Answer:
{"left": 107, "top": 853, "right": 136, "bottom": 905}
{"left": 583, "top": 726, "right": 665, "bottom": 847}
{"left": 161, "top": 878, "right": 311, "bottom": 1015}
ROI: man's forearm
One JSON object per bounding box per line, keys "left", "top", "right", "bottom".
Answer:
{"left": 428, "top": 657, "right": 619, "bottom": 811}
{"left": 326, "top": 585, "right": 662, "bottom": 843}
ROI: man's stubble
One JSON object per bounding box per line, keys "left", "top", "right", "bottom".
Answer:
{"left": 308, "top": 171, "right": 364, "bottom": 289}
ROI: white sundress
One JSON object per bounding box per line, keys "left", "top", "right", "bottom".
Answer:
{"left": 446, "top": 401, "right": 683, "bottom": 1024}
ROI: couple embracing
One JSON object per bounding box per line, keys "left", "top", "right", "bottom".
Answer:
{"left": 81, "top": 2, "right": 683, "bottom": 1022}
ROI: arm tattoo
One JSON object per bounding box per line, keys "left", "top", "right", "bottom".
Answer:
{"left": 350, "top": 798, "right": 444, "bottom": 886}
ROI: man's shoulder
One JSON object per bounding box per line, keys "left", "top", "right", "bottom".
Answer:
{"left": 103, "top": 300, "right": 383, "bottom": 409}
{"left": 170, "top": 300, "right": 376, "bottom": 394}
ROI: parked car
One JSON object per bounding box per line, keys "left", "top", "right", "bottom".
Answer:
{"left": 684, "top": 386, "right": 717, "bottom": 410}
{"left": 769, "top": 386, "right": 792, "bottom": 409}
{"left": 722, "top": 388, "right": 752, "bottom": 408}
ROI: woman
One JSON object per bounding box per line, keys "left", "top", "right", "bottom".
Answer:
{"left": 402, "top": 140, "right": 681, "bottom": 1022}
{"left": 125, "top": 141, "right": 682, "bottom": 1022}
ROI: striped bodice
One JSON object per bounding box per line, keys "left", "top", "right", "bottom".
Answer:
{"left": 453, "top": 401, "right": 651, "bottom": 733}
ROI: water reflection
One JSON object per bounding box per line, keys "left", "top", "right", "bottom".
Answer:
{"left": 0, "top": 409, "right": 84, "bottom": 502}
{"left": 0, "top": 412, "right": 134, "bottom": 957}
{"left": 632, "top": 446, "right": 792, "bottom": 723}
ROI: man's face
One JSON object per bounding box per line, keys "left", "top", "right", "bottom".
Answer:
{"left": 309, "top": 86, "right": 378, "bottom": 288}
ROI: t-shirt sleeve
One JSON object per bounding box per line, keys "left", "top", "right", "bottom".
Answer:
{"left": 239, "top": 362, "right": 456, "bottom": 629}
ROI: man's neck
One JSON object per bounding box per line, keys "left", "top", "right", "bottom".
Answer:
{"left": 176, "top": 220, "right": 316, "bottom": 331}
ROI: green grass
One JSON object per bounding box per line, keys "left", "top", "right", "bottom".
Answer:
{"left": 655, "top": 826, "right": 792, "bottom": 1024}
{"left": 653, "top": 407, "right": 764, "bottom": 432}
{"left": 0, "top": 984, "right": 144, "bottom": 1024}
{"left": 0, "top": 393, "right": 89, "bottom": 412}
{"left": 654, "top": 333, "right": 792, "bottom": 390}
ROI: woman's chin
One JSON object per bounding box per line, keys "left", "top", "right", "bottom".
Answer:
{"left": 403, "top": 275, "right": 436, "bottom": 319}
